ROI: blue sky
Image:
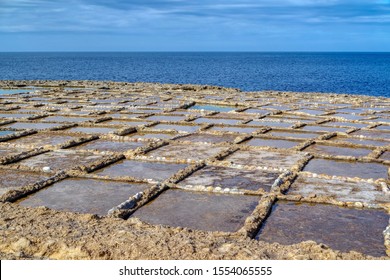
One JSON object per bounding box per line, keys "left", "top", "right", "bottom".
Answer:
{"left": 0, "top": 0, "right": 389, "bottom": 51}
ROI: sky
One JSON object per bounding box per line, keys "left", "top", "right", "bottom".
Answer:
{"left": 0, "top": 0, "right": 389, "bottom": 51}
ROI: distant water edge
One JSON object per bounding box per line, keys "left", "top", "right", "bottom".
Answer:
{"left": 0, "top": 52, "right": 389, "bottom": 97}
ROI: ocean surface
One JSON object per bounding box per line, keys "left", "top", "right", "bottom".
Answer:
{"left": 0, "top": 52, "right": 389, "bottom": 97}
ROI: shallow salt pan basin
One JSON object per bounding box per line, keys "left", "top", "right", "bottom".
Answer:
{"left": 7, "top": 133, "right": 75, "bottom": 147}
{"left": 256, "top": 201, "right": 389, "bottom": 257}
{"left": 72, "top": 139, "right": 145, "bottom": 152}
{"left": 41, "top": 116, "right": 94, "bottom": 123}
{"left": 303, "top": 159, "right": 389, "bottom": 180}
{"left": 330, "top": 113, "right": 365, "bottom": 121}
{"left": 351, "top": 129, "right": 390, "bottom": 139}
{"left": 0, "top": 130, "right": 15, "bottom": 136}
{"left": 65, "top": 127, "right": 115, "bottom": 135}
{"left": 297, "top": 125, "right": 348, "bottom": 133}
{"left": 0, "top": 169, "right": 50, "bottom": 196}
{"left": 177, "top": 165, "right": 280, "bottom": 192}
{"left": 380, "top": 152, "right": 390, "bottom": 161}
{"left": 303, "top": 144, "right": 372, "bottom": 158}
{"left": 190, "top": 105, "right": 237, "bottom": 112}
{"left": 128, "top": 132, "right": 178, "bottom": 141}
{"left": 376, "top": 125, "right": 390, "bottom": 131}
{"left": 193, "top": 117, "right": 242, "bottom": 125}
{"left": 132, "top": 189, "right": 260, "bottom": 232}
{"left": 248, "top": 120, "right": 294, "bottom": 128}
{"left": 151, "top": 124, "right": 200, "bottom": 133}
{"left": 328, "top": 136, "right": 390, "bottom": 147}
{"left": 100, "top": 120, "right": 151, "bottom": 127}
{"left": 224, "top": 150, "right": 305, "bottom": 171}
{"left": 288, "top": 175, "right": 390, "bottom": 205}
{"left": 0, "top": 145, "right": 31, "bottom": 158}
{"left": 208, "top": 126, "right": 258, "bottom": 134}
{"left": 3, "top": 122, "right": 61, "bottom": 130}
{"left": 0, "top": 113, "right": 32, "bottom": 119}
{"left": 146, "top": 144, "right": 225, "bottom": 162}
{"left": 266, "top": 130, "right": 322, "bottom": 139}
{"left": 18, "top": 178, "right": 150, "bottom": 216}
{"left": 325, "top": 121, "right": 368, "bottom": 129}
{"left": 243, "top": 108, "right": 271, "bottom": 115}
{"left": 93, "top": 159, "right": 187, "bottom": 182}
{"left": 176, "top": 133, "right": 236, "bottom": 144}
{"left": 12, "top": 150, "right": 106, "bottom": 172}
{"left": 146, "top": 115, "right": 187, "bottom": 122}
{"left": 291, "top": 109, "right": 327, "bottom": 116}
{"left": 0, "top": 89, "right": 35, "bottom": 95}
{"left": 245, "top": 138, "right": 301, "bottom": 149}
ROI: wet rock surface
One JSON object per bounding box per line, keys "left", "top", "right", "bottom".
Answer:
{"left": 0, "top": 80, "right": 389, "bottom": 259}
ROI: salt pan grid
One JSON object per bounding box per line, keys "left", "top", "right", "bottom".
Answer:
{"left": 0, "top": 80, "right": 389, "bottom": 258}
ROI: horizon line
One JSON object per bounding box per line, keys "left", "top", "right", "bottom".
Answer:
{"left": 1, "top": 50, "right": 390, "bottom": 53}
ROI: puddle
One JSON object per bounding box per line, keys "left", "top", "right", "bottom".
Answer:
{"left": 146, "top": 115, "right": 187, "bottom": 122}
{"left": 132, "top": 189, "right": 260, "bottom": 232}
{"left": 0, "top": 169, "right": 49, "bottom": 196}
{"left": 266, "top": 130, "right": 321, "bottom": 139}
{"left": 18, "top": 178, "right": 150, "bottom": 216}
{"left": 7, "top": 134, "right": 75, "bottom": 147}
{"left": 256, "top": 201, "right": 388, "bottom": 257}
{"left": 178, "top": 165, "right": 280, "bottom": 191}
{"left": 380, "top": 152, "right": 390, "bottom": 161}
{"left": 72, "top": 139, "right": 144, "bottom": 152}
{"left": 65, "top": 127, "right": 115, "bottom": 135}
{"left": 245, "top": 138, "right": 301, "bottom": 149}
{"left": 176, "top": 133, "right": 236, "bottom": 144}
{"left": 151, "top": 124, "right": 200, "bottom": 133}
{"left": 303, "top": 159, "right": 389, "bottom": 180}
{"left": 303, "top": 144, "right": 372, "bottom": 157}
{"left": 190, "top": 105, "right": 237, "bottom": 112}
{"left": 351, "top": 130, "right": 390, "bottom": 139}
{"left": 0, "top": 130, "right": 14, "bottom": 136}
{"left": 224, "top": 150, "right": 304, "bottom": 170}
{"left": 3, "top": 122, "right": 61, "bottom": 130}
{"left": 146, "top": 144, "right": 225, "bottom": 162}
{"left": 288, "top": 175, "right": 390, "bottom": 204}
{"left": 193, "top": 118, "right": 241, "bottom": 125}
{"left": 208, "top": 126, "right": 258, "bottom": 134}
{"left": 329, "top": 136, "right": 390, "bottom": 147}
{"left": 93, "top": 159, "right": 187, "bottom": 182}
{"left": 13, "top": 150, "right": 105, "bottom": 172}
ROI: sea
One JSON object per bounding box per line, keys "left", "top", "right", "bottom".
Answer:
{"left": 0, "top": 52, "right": 389, "bottom": 97}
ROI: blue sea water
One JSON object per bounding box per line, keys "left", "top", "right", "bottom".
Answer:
{"left": 0, "top": 52, "right": 389, "bottom": 97}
